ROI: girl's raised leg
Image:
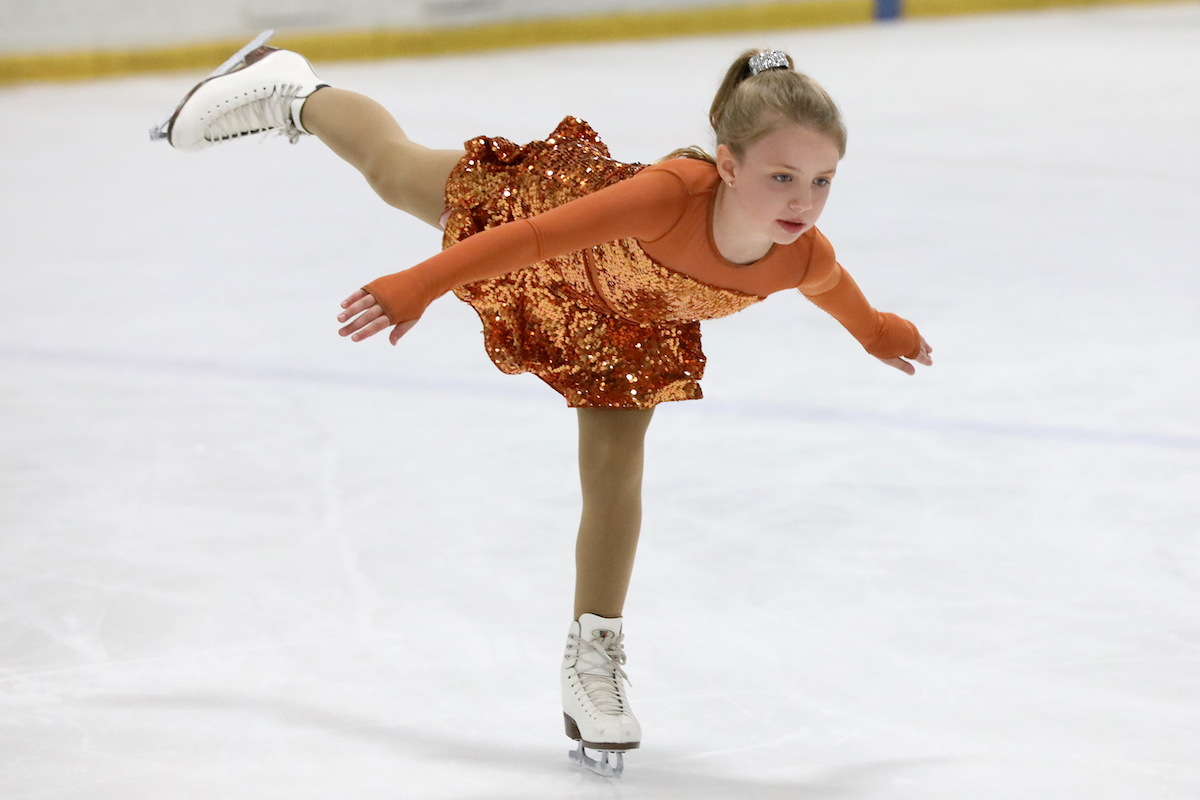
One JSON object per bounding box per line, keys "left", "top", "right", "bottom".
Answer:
{"left": 156, "top": 41, "right": 463, "bottom": 230}
{"left": 300, "top": 89, "right": 466, "bottom": 229}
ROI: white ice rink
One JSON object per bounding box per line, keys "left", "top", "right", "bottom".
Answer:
{"left": 1, "top": 4, "right": 1198, "bottom": 797}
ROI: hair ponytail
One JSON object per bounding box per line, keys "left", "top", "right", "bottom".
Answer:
{"left": 708, "top": 50, "right": 795, "bottom": 134}
{"left": 661, "top": 48, "right": 846, "bottom": 164}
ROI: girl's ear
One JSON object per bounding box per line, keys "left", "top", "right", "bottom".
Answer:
{"left": 715, "top": 143, "right": 739, "bottom": 186}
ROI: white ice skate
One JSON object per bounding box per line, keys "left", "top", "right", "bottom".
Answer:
{"left": 562, "top": 613, "right": 640, "bottom": 778}
{"left": 149, "top": 30, "right": 328, "bottom": 150}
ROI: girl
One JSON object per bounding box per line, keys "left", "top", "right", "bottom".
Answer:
{"left": 155, "top": 38, "right": 932, "bottom": 777}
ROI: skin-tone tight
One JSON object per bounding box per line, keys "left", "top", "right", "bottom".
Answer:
{"left": 302, "top": 88, "right": 651, "bottom": 620}
{"left": 574, "top": 407, "right": 654, "bottom": 620}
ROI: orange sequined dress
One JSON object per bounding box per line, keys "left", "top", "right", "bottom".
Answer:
{"left": 365, "top": 117, "right": 921, "bottom": 409}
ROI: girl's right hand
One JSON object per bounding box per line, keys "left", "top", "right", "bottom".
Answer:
{"left": 875, "top": 335, "right": 933, "bottom": 375}
{"left": 337, "top": 288, "right": 418, "bottom": 345}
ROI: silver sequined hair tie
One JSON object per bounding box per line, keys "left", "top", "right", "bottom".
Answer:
{"left": 748, "top": 50, "right": 790, "bottom": 75}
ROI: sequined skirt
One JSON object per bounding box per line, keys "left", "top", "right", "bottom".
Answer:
{"left": 442, "top": 117, "right": 746, "bottom": 409}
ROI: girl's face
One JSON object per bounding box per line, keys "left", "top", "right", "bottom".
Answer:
{"left": 715, "top": 124, "right": 841, "bottom": 252}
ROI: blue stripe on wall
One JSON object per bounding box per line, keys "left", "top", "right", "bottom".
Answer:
{"left": 875, "top": 0, "right": 903, "bottom": 19}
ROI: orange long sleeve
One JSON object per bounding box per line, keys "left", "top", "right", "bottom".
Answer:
{"left": 363, "top": 168, "right": 688, "bottom": 324}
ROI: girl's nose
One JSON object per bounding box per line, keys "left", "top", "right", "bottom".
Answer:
{"left": 790, "top": 189, "right": 813, "bottom": 212}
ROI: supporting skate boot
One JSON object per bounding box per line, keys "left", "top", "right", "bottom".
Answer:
{"left": 562, "top": 613, "right": 640, "bottom": 778}
{"left": 149, "top": 30, "right": 328, "bottom": 150}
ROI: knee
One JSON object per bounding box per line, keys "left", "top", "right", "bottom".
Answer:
{"left": 581, "top": 435, "right": 644, "bottom": 474}
{"left": 362, "top": 140, "right": 417, "bottom": 209}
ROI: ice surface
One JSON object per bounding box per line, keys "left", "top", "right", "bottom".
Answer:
{"left": 1, "top": 4, "right": 1198, "bottom": 798}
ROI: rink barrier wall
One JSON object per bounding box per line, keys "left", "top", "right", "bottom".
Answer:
{"left": 0, "top": 0, "right": 1178, "bottom": 85}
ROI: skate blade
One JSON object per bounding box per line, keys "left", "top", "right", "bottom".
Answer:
{"left": 569, "top": 742, "right": 624, "bottom": 779}
{"left": 149, "top": 29, "right": 275, "bottom": 141}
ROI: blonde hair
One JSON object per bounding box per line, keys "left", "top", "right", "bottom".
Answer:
{"left": 663, "top": 49, "right": 847, "bottom": 163}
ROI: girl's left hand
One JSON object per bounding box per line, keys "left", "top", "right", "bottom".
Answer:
{"left": 877, "top": 336, "right": 933, "bottom": 375}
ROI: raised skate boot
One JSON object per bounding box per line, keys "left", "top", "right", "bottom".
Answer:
{"left": 562, "top": 613, "right": 640, "bottom": 778}
{"left": 150, "top": 30, "right": 328, "bottom": 151}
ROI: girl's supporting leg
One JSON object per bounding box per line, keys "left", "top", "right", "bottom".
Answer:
{"left": 299, "top": 88, "right": 466, "bottom": 229}
{"left": 574, "top": 407, "right": 655, "bottom": 620}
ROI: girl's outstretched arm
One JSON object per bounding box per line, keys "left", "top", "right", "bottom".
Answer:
{"left": 876, "top": 336, "right": 934, "bottom": 375}
{"left": 338, "top": 288, "right": 417, "bottom": 345}
{"left": 342, "top": 169, "right": 689, "bottom": 335}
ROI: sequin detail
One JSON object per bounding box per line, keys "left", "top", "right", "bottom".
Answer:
{"left": 443, "top": 117, "right": 762, "bottom": 409}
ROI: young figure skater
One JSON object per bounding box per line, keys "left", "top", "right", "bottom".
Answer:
{"left": 154, "top": 36, "right": 932, "bottom": 777}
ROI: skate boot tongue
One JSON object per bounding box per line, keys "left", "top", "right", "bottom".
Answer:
{"left": 578, "top": 613, "right": 622, "bottom": 642}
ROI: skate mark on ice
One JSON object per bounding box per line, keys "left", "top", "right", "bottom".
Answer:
{"left": 0, "top": 632, "right": 408, "bottom": 687}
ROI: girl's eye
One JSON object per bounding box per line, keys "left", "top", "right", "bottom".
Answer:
{"left": 772, "top": 174, "right": 792, "bottom": 183}
{"left": 814, "top": 178, "right": 831, "bottom": 188}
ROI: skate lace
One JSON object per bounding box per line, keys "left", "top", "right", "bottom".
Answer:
{"left": 569, "top": 632, "right": 630, "bottom": 715}
{"left": 205, "top": 83, "right": 305, "bottom": 144}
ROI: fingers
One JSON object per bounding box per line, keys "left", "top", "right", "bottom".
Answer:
{"left": 882, "top": 337, "right": 934, "bottom": 373}
{"left": 351, "top": 314, "right": 393, "bottom": 341}
{"left": 340, "top": 288, "right": 367, "bottom": 308}
{"left": 389, "top": 319, "right": 418, "bottom": 345}
{"left": 338, "top": 290, "right": 376, "bottom": 320}
{"left": 338, "top": 302, "right": 389, "bottom": 340}
{"left": 916, "top": 336, "right": 934, "bottom": 367}
{"left": 337, "top": 291, "right": 417, "bottom": 344}
{"left": 877, "top": 355, "right": 916, "bottom": 375}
